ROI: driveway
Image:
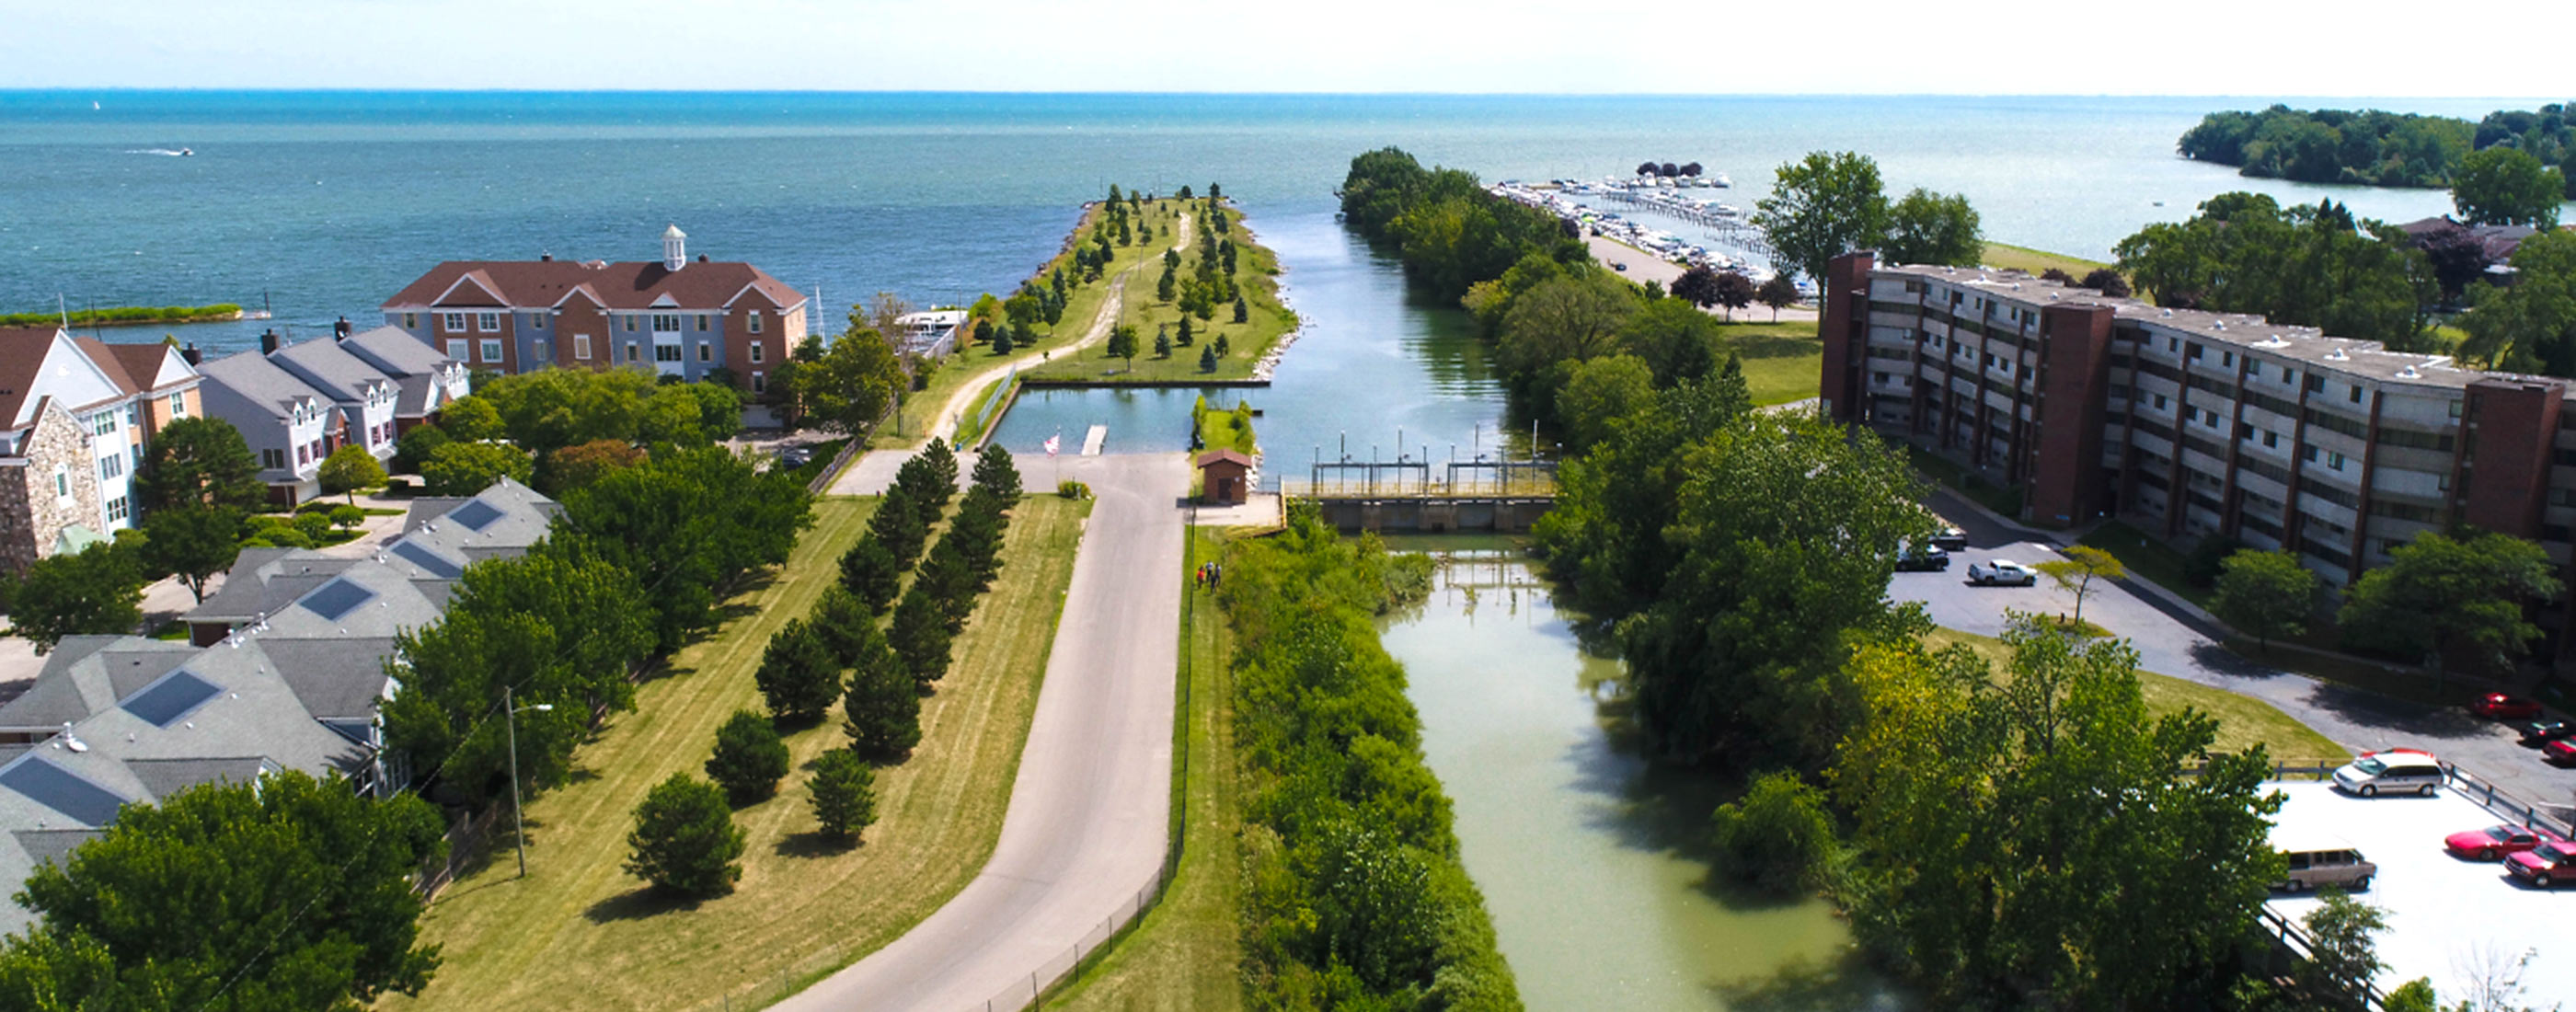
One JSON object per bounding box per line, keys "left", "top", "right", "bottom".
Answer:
{"left": 776, "top": 453, "right": 1188, "bottom": 1012}
{"left": 1903, "top": 489, "right": 2576, "bottom": 812}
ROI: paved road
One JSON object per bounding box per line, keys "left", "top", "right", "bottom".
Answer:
{"left": 1904, "top": 489, "right": 2576, "bottom": 811}
{"left": 776, "top": 454, "right": 1188, "bottom": 1012}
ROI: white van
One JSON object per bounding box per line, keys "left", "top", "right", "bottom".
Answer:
{"left": 2332, "top": 748, "right": 2444, "bottom": 798}
{"left": 2272, "top": 838, "right": 2376, "bottom": 892}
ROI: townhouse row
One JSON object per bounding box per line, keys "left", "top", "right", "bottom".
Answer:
{"left": 1818, "top": 250, "right": 2576, "bottom": 665}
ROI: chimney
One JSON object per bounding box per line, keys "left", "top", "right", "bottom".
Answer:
{"left": 696, "top": 253, "right": 708, "bottom": 263}
{"left": 181, "top": 342, "right": 201, "bottom": 365}
{"left": 540, "top": 251, "right": 553, "bottom": 262}
{"left": 259, "top": 329, "right": 281, "bottom": 355}
{"left": 333, "top": 316, "right": 351, "bottom": 340}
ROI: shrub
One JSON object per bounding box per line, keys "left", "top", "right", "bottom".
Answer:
{"left": 1056, "top": 479, "right": 1090, "bottom": 500}
{"left": 393, "top": 424, "right": 450, "bottom": 474}
{"left": 1708, "top": 770, "right": 1835, "bottom": 895}
{"left": 808, "top": 749, "right": 879, "bottom": 844}
{"left": 706, "top": 710, "right": 790, "bottom": 805}
{"left": 843, "top": 636, "right": 923, "bottom": 761}
{"left": 623, "top": 774, "right": 745, "bottom": 898}
{"left": 328, "top": 503, "right": 366, "bottom": 530}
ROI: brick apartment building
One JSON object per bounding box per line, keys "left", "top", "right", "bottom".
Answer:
{"left": 377, "top": 225, "right": 808, "bottom": 396}
{"left": 1819, "top": 250, "right": 2576, "bottom": 661}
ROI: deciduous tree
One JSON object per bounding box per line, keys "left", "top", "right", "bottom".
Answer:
{"left": 534, "top": 438, "right": 647, "bottom": 496}
{"left": 142, "top": 504, "right": 241, "bottom": 603}
{"left": 1880, "top": 187, "right": 1984, "bottom": 267}
{"left": 4, "top": 771, "right": 445, "bottom": 1010}
{"left": 420, "top": 440, "right": 532, "bottom": 496}
{"left": 624, "top": 775, "right": 745, "bottom": 898}
{"left": 438, "top": 395, "right": 506, "bottom": 442}
{"left": 2338, "top": 529, "right": 2560, "bottom": 674}
{"left": 318, "top": 444, "right": 386, "bottom": 503}
{"left": 2210, "top": 548, "right": 2318, "bottom": 653}
{"left": 135, "top": 416, "right": 262, "bottom": 512}
{"left": 5, "top": 543, "right": 143, "bottom": 652}
{"left": 1709, "top": 270, "right": 1756, "bottom": 321}
{"left": 2079, "top": 267, "right": 2133, "bottom": 298}
{"left": 2454, "top": 145, "right": 2567, "bottom": 228}
{"left": 1754, "top": 151, "right": 1890, "bottom": 289}
{"left": 2034, "top": 545, "right": 2125, "bottom": 627}
{"left": 1755, "top": 272, "right": 1800, "bottom": 321}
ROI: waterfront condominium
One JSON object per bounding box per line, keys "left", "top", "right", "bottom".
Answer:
{"left": 377, "top": 224, "right": 809, "bottom": 395}
{"left": 0, "top": 327, "right": 205, "bottom": 573}
{"left": 1818, "top": 250, "right": 2576, "bottom": 663}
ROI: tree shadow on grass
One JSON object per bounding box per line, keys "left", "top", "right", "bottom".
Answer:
{"left": 774, "top": 831, "right": 857, "bottom": 859}
{"left": 583, "top": 885, "right": 703, "bottom": 923}
{"left": 1711, "top": 951, "right": 1908, "bottom": 1012}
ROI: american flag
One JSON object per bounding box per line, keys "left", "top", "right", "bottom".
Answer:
{"left": 1043, "top": 431, "right": 1061, "bottom": 456}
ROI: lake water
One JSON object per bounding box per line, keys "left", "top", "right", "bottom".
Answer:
{"left": 2, "top": 91, "right": 2529, "bottom": 359}
{"left": 1379, "top": 550, "right": 1903, "bottom": 1011}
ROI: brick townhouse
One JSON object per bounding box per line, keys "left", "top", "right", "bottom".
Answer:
{"left": 377, "top": 224, "right": 808, "bottom": 396}
{"left": 1820, "top": 250, "right": 2576, "bottom": 666}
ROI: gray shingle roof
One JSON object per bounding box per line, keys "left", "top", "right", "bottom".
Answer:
{"left": 341, "top": 326, "right": 457, "bottom": 378}
{"left": 268, "top": 336, "right": 397, "bottom": 407}
{"left": 194, "top": 350, "right": 329, "bottom": 420}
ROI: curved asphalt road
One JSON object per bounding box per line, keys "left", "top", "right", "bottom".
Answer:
{"left": 777, "top": 453, "right": 1188, "bottom": 1012}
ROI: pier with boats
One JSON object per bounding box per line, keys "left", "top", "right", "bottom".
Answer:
{"left": 1490, "top": 172, "right": 1784, "bottom": 286}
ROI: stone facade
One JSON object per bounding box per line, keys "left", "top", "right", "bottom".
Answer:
{"left": 0, "top": 405, "right": 106, "bottom": 574}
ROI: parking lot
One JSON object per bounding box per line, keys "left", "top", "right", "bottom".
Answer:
{"left": 2267, "top": 780, "right": 2573, "bottom": 1001}
{"left": 1892, "top": 489, "right": 2576, "bottom": 811}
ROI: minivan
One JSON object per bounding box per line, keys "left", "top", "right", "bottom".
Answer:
{"left": 2272, "top": 840, "right": 2375, "bottom": 892}
{"left": 2332, "top": 748, "right": 2444, "bottom": 798}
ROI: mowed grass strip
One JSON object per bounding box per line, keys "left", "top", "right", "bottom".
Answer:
{"left": 1053, "top": 529, "right": 1244, "bottom": 1012}
{"left": 1027, "top": 204, "right": 1294, "bottom": 385}
{"left": 1925, "top": 627, "right": 2350, "bottom": 761}
{"left": 384, "top": 494, "right": 1092, "bottom": 1011}
{"left": 1715, "top": 319, "right": 1822, "bottom": 407}
{"left": 1979, "top": 241, "right": 2111, "bottom": 278}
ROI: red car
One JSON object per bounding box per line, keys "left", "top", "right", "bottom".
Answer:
{"left": 2446, "top": 824, "right": 2567, "bottom": 860}
{"left": 2473, "top": 693, "right": 2545, "bottom": 720}
{"left": 2547, "top": 738, "right": 2576, "bottom": 766}
{"left": 2506, "top": 841, "right": 2576, "bottom": 888}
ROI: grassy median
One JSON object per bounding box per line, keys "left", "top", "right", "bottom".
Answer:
{"left": 1052, "top": 528, "right": 1244, "bottom": 1012}
{"left": 385, "top": 493, "right": 1091, "bottom": 1011}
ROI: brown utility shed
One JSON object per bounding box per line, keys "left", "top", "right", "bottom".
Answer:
{"left": 1196, "top": 449, "right": 1253, "bottom": 504}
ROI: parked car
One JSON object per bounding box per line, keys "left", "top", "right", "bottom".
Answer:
{"left": 2472, "top": 693, "right": 2546, "bottom": 720}
{"left": 776, "top": 446, "right": 814, "bottom": 467}
{"left": 2505, "top": 841, "right": 2576, "bottom": 888}
{"left": 2546, "top": 738, "right": 2576, "bottom": 766}
{"left": 1896, "top": 545, "right": 1951, "bottom": 572}
{"left": 2271, "top": 839, "right": 2375, "bottom": 892}
{"left": 1966, "top": 560, "right": 2039, "bottom": 586}
{"left": 1930, "top": 523, "right": 1968, "bottom": 552}
{"left": 2332, "top": 748, "right": 2444, "bottom": 797}
{"left": 2444, "top": 824, "right": 2567, "bottom": 861}
{"left": 2522, "top": 720, "right": 2574, "bottom": 746}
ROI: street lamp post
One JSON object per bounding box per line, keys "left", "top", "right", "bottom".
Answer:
{"left": 503, "top": 685, "right": 554, "bottom": 879}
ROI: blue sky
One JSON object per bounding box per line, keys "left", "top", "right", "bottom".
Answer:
{"left": 1, "top": 0, "right": 2567, "bottom": 96}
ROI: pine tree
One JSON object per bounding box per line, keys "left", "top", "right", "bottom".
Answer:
{"left": 706, "top": 709, "right": 790, "bottom": 804}
{"left": 811, "top": 584, "right": 883, "bottom": 665}
{"left": 1176, "top": 316, "right": 1193, "bottom": 346}
{"left": 843, "top": 636, "right": 922, "bottom": 760}
{"left": 1233, "top": 295, "right": 1249, "bottom": 324}
{"left": 1155, "top": 330, "right": 1172, "bottom": 359}
{"left": 625, "top": 775, "right": 744, "bottom": 897}
{"left": 1198, "top": 344, "right": 1219, "bottom": 373}
{"left": 754, "top": 619, "right": 844, "bottom": 723}
{"left": 839, "top": 535, "right": 904, "bottom": 613}
{"left": 887, "top": 586, "right": 954, "bottom": 691}
{"left": 868, "top": 485, "right": 928, "bottom": 567}
{"left": 807, "top": 749, "right": 878, "bottom": 844}
{"left": 971, "top": 443, "right": 1022, "bottom": 500}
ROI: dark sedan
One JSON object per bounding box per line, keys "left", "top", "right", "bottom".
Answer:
{"left": 2524, "top": 720, "right": 2574, "bottom": 746}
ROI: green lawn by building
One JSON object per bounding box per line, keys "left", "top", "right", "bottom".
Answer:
{"left": 1718, "top": 318, "right": 1823, "bottom": 407}
{"left": 385, "top": 494, "right": 1091, "bottom": 1011}
{"left": 1980, "top": 241, "right": 2112, "bottom": 278}
{"left": 1925, "top": 627, "right": 2349, "bottom": 762}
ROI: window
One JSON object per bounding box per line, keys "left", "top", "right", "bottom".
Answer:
{"left": 655, "top": 344, "right": 684, "bottom": 363}
{"left": 2302, "top": 444, "right": 2319, "bottom": 463}
{"left": 696, "top": 314, "right": 710, "bottom": 331}
{"left": 91, "top": 412, "right": 116, "bottom": 436}
{"left": 403, "top": 313, "right": 418, "bottom": 329}
{"left": 98, "top": 455, "right": 122, "bottom": 481}
{"left": 52, "top": 466, "right": 69, "bottom": 500}
{"left": 2305, "top": 374, "right": 2325, "bottom": 394}
{"left": 625, "top": 316, "right": 639, "bottom": 332}
{"left": 296, "top": 444, "right": 308, "bottom": 466}
{"left": 2153, "top": 394, "right": 2169, "bottom": 410}
{"left": 652, "top": 314, "right": 682, "bottom": 332}
{"left": 479, "top": 339, "right": 502, "bottom": 362}
{"left": 262, "top": 448, "right": 286, "bottom": 469}
{"left": 2349, "top": 385, "right": 2363, "bottom": 405}
{"left": 442, "top": 312, "right": 466, "bottom": 333}
{"left": 126, "top": 404, "right": 140, "bottom": 427}
{"left": 445, "top": 339, "right": 467, "bottom": 361}
{"left": 1874, "top": 371, "right": 1891, "bottom": 384}
{"left": 697, "top": 342, "right": 713, "bottom": 362}
{"left": 747, "top": 311, "right": 764, "bottom": 334}
{"left": 748, "top": 341, "right": 764, "bottom": 363}
{"left": 2329, "top": 452, "right": 2346, "bottom": 471}
{"left": 2264, "top": 431, "right": 2279, "bottom": 449}
{"left": 105, "top": 496, "right": 129, "bottom": 523}
{"left": 626, "top": 343, "right": 640, "bottom": 362}
{"left": 477, "top": 312, "right": 500, "bottom": 332}
{"left": 2238, "top": 422, "right": 2255, "bottom": 440}
{"left": 2186, "top": 342, "right": 2203, "bottom": 360}
{"left": 528, "top": 313, "right": 546, "bottom": 330}
{"left": 2448, "top": 399, "right": 2463, "bottom": 419}
{"left": 2222, "top": 351, "right": 2235, "bottom": 368}
{"left": 169, "top": 393, "right": 186, "bottom": 418}
{"left": 575, "top": 334, "right": 592, "bottom": 360}
{"left": 752, "top": 371, "right": 765, "bottom": 393}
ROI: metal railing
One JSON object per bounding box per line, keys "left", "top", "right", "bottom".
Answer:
{"left": 2440, "top": 761, "right": 2574, "bottom": 840}
{"left": 1276, "top": 475, "right": 1558, "bottom": 500}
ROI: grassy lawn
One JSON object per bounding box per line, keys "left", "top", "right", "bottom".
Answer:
{"left": 385, "top": 494, "right": 1092, "bottom": 1011}
{"left": 2076, "top": 520, "right": 2214, "bottom": 611}
{"left": 1026, "top": 204, "right": 1297, "bottom": 385}
{"left": 1052, "top": 529, "right": 1244, "bottom": 1012}
{"left": 952, "top": 375, "right": 1015, "bottom": 450}
{"left": 1716, "top": 318, "right": 1821, "bottom": 406}
{"left": 1981, "top": 241, "right": 2112, "bottom": 278}
{"left": 1926, "top": 627, "right": 2349, "bottom": 762}
{"left": 1193, "top": 399, "right": 1256, "bottom": 455}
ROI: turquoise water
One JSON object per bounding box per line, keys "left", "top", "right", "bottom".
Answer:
{"left": 1, "top": 91, "right": 2521, "bottom": 357}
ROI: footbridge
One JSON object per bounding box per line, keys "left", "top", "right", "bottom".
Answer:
{"left": 1278, "top": 458, "right": 1557, "bottom": 533}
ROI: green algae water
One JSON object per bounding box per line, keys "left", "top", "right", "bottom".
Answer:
{"left": 1377, "top": 549, "right": 1904, "bottom": 1011}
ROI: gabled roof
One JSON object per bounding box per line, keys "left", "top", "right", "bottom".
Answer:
{"left": 1195, "top": 449, "right": 1254, "bottom": 468}
{"left": 267, "top": 334, "right": 398, "bottom": 407}
{"left": 383, "top": 259, "right": 805, "bottom": 314}
{"left": 340, "top": 326, "right": 461, "bottom": 379}
{"left": 0, "top": 327, "right": 130, "bottom": 429}
{"left": 75, "top": 339, "right": 199, "bottom": 397}
{"left": 194, "top": 349, "right": 328, "bottom": 420}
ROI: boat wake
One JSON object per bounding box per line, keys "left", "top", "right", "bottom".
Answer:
{"left": 126, "top": 148, "right": 193, "bottom": 156}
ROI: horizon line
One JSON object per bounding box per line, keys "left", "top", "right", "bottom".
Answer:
{"left": 0, "top": 87, "right": 2564, "bottom": 102}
